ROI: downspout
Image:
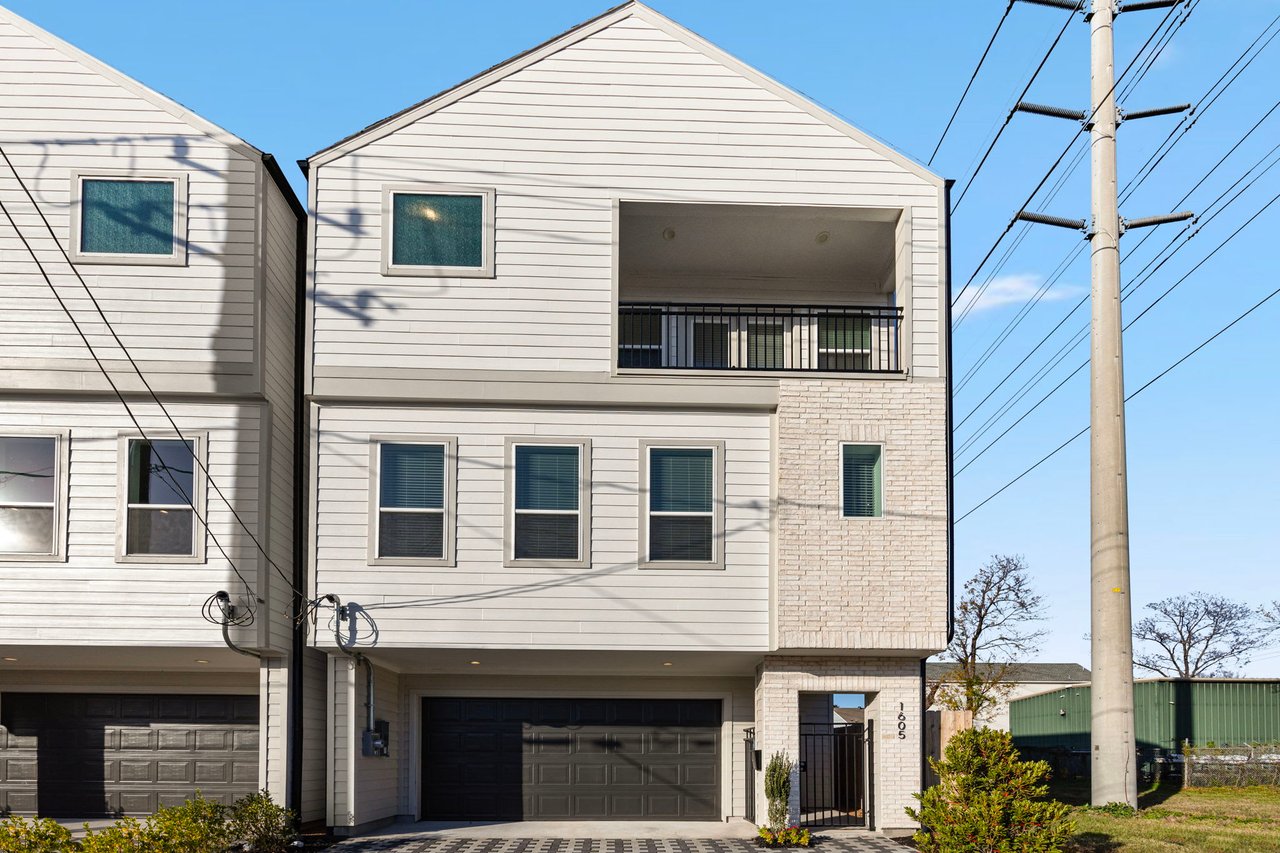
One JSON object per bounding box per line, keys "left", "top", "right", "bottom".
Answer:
{"left": 943, "top": 178, "right": 956, "bottom": 646}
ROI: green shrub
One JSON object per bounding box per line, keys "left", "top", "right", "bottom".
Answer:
{"left": 143, "top": 793, "right": 232, "bottom": 853}
{"left": 763, "top": 750, "right": 794, "bottom": 832}
{"left": 79, "top": 817, "right": 150, "bottom": 853}
{"left": 0, "top": 815, "right": 73, "bottom": 853}
{"left": 228, "top": 790, "right": 295, "bottom": 852}
{"left": 757, "top": 824, "right": 812, "bottom": 847}
{"left": 906, "top": 727, "right": 1075, "bottom": 853}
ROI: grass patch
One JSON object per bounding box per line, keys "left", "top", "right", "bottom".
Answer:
{"left": 1053, "top": 783, "right": 1280, "bottom": 852}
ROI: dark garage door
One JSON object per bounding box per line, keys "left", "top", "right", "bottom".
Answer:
{"left": 422, "top": 697, "right": 721, "bottom": 820}
{"left": 0, "top": 693, "right": 259, "bottom": 817}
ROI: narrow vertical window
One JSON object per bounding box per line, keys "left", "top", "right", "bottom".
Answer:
{"left": 648, "top": 447, "right": 715, "bottom": 562}
{"left": 125, "top": 438, "right": 198, "bottom": 556}
{"left": 841, "top": 444, "right": 883, "bottom": 518}
{"left": 0, "top": 435, "right": 60, "bottom": 556}
{"left": 513, "top": 444, "right": 582, "bottom": 561}
{"left": 818, "top": 315, "right": 872, "bottom": 371}
{"left": 377, "top": 443, "right": 447, "bottom": 560}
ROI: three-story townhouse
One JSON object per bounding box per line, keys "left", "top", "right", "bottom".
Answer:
{"left": 305, "top": 1, "right": 950, "bottom": 837}
{"left": 0, "top": 6, "right": 318, "bottom": 823}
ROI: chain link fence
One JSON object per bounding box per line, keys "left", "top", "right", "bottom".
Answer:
{"left": 1184, "top": 743, "right": 1280, "bottom": 787}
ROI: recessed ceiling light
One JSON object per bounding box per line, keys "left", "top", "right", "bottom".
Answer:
{"left": 469, "top": 660, "right": 481, "bottom": 666}
{"left": 2, "top": 657, "right": 17, "bottom": 662}
{"left": 662, "top": 662, "right": 673, "bottom": 667}
{"left": 662, "top": 227, "right": 676, "bottom": 241}
{"left": 195, "top": 659, "right": 209, "bottom": 664}
{"left": 815, "top": 231, "right": 830, "bottom": 244}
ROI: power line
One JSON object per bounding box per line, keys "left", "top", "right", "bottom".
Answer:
{"left": 950, "top": 0, "right": 1183, "bottom": 309}
{"left": 0, "top": 192, "right": 259, "bottom": 613}
{"left": 0, "top": 144, "right": 304, "bottom": 606}
{"left": 957, "top": 279, "right": 1280, "bottom": 523}
{"left": 928, "top": 1, "right": 1016, "bottom": 167}
{"left": 956, "top": 182, "right": 1280, "bottom": 473}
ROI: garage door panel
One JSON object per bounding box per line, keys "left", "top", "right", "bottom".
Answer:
{"left": 422, "top": 697, "right": 720, "bottom": 821}
{"left": 0, "top": 693, "right": 259, "bottom": 817}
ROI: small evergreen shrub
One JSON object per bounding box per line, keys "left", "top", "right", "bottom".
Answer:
{"left": 906, "top": 727, "right": 1074, "bottom": 853}
{"left": 228, "top": 790, "right": 296, "bottom": 852}
{"left": 143, "top": 793, "right": 232, "bottom": 852}
{"left": 0, "top": 815, "right": 73, "bottom": 853}
{"left": 79, "top": 817, "right": 150, "bottom": 853}
{"left": 763, "top": 750, "right": 794, "bottom": 831}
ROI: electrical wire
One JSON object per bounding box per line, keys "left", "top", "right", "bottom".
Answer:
{"left": 0, "top": 190, "right": 261, "bottom": 609}
{"left": 957, "top": 279, "right": 1280, "bottom": 523}
{"left": 0, "top": 144, "right": 305, "bottom": 606}
{"left": 950, "top": 0, "right": 1183, "bottom": 309}
{"left": 928, "top": 1, "right": 1016, "bottom": 166}
{"left": 950, "top": 2, "right": 1079, "bottom": 213}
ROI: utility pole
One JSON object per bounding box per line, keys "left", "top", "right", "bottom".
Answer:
{"left": 1008, "top": 0, "right": 1193, "bottom": 808}
{"left": 1086, "top": 0, "right": 1136, "bottom": 809}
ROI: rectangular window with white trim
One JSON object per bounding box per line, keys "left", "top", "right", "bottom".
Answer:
{"left": 509, "top": 441, "right": 589, "bottom": 566}
{"left": 641, "top": 441, "right": 724, "bottom": 569}
{"left": 0, "top": 433, "right": 68, "bottom": 559}
{"left": 373, "top": 440, "right": 454, "bottom": 564}
{"left": 121, "top": 437, "right": 203, "bottom": 559}
{"left": 841, "top": 443, "right": 883, "bottom": 518}
{"left": 382, "top": 185, "right": 495, "bottom": 277}
{"left": 71, "top": 172, "right": 186, "bottom": 265}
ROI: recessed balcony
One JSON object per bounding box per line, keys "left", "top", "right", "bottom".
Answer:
{"left": 617, "top": 201, "right": 906, "bottom": 376}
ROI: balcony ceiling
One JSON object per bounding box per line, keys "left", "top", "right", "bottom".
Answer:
{"left": 620, "top": 202, "right": 897, "bottom": 284}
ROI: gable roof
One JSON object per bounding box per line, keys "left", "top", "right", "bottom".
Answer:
{"left": 0, "top": 5, "right": 302, "bottom": 213}
{"left": 307, "top": 1, "right": 942, "bottom": 187}
{"left": 926, "top": 662, "right": 1092, "bottom": 683}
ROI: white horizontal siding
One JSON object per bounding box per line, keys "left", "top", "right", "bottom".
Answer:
{"left": 311, "top": 15, "right": 943, "bottom": 377}
{"left": 352, "top": 664, "right": 401, "bottom": 825}
{"left": 0, "top": 399, "right": 269, "bottom": 648}
{"left": 0, "top": 16, "right": 261, "bottom": 379}
{"left": 313, "top": 405, "right": 771, "bottom": 651}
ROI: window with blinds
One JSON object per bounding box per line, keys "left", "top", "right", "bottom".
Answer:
{"left": 125, "top": 438, "right": 198, "bottom": 555}
{"left": 377, "top": 443, "right": 447, "bottom": 560}
{"left": 841, "top": 444, "right": 883, "bottom": 518}
{"left": 648, "top": 447, "right": 714, "bottom": 563}
{"left": 513, "top": 444, "right": 581, "bottom": 561}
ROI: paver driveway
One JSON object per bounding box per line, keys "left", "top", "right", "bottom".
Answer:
{"left": 327, "top": 837, "right": 905, "bottom": 853}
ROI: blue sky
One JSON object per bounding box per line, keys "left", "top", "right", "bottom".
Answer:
{"left": 11, "top": 1, "right": 1278, "bottom": 675}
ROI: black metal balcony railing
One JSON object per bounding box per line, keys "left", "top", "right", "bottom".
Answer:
{"left": 618, "top": 302, "right": 903, "bottom": 373}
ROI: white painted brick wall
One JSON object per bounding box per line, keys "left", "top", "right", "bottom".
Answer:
{"left": 774, "top": 377, "right": 948, "bottom": 651}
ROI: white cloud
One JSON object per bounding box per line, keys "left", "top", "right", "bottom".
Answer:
{"left": 955, "top": 273, "right": 1085, "bottom": 317}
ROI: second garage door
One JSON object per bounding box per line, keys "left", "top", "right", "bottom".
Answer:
{"left": 422, "top": 697, "right": 721, "bottom": 820}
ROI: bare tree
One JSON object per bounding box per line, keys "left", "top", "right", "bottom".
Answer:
{"left": 930, "top": 555, "right": 1047, "bottom": 718}
{"left": 1133, "top": 592, "right": 1277, "bottom": 677}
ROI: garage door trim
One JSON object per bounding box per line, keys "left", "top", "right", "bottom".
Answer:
{"left": 411, "top": 690, "right": 732, "bottom": 821}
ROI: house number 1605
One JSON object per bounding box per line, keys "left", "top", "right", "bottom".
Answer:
{"left": 897, "top": 703, "right": 907, "bottom": 739}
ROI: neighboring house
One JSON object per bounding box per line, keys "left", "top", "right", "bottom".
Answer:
{"left": 304, "top": 2, "right": 949, "bottom": 836}
{"left": 0, "top": 7, "right": 313, "bottom": 821}
{"left": 926, "top": 662, "right": 1091, "bottom": 731}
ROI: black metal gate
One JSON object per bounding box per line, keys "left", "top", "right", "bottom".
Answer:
{"left": 799, "top": 720, "right": 871, "bottom": 828}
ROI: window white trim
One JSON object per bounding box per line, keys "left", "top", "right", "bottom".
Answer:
{"left": 367, "top": 436, "right": 457, "bottom": 567}
{"left": 69, "top": 170, "right": 188, "bottom": 266}
{"left": 839, "top": 441, "right": 885, "bottom": 520}
{"left": 638, "top": 440, "right": 725, "bottom": 571}
{"left": 116, "top": 433, "right": 207, "bottom": 563}
{"left": 0, "top": 429, "right": 71, "bottom": 562}
{"left": 380, "top": 183, "right": 496, "bottom": 278}
{"left": 504, "top": 437, "right": 591, "bottom": 569}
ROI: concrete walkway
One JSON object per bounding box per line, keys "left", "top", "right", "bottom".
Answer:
{"left": 327, "top": 832, "right": 906, "bottom": 852}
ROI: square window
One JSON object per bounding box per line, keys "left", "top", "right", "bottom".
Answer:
{"left": 123, "top": 438, "right": 200, "bottom": 557}
{"left": 0, "top": 435, "right": 64, "bottom": 557}
{"left": 72, "top": 173, "right": 186, "bottom": 265}
{"left": 510, "top": 443, "right": 586, "bottom": 564}
{"left": 841, "top": 444, "right": 882, "bottom": 518}
{"left": 375, "top": 442, "right": 450, "bottom": 561}
{"left": 383, "top": 186, "right": 494, "bottom": 276}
